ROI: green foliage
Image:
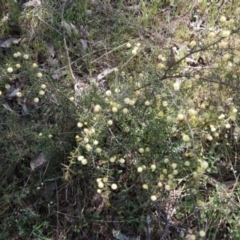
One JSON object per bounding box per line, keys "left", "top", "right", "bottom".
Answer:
{"left": 1, "top": 0, "right": 240, "bottom": 239}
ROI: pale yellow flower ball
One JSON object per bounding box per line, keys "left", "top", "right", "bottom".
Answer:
{"left": 37, "top": 72, "right": 43, "bottom": 78}
{"left": 151, "top": 164, "right": 156, "bottom": 171}
{"left": 112, "top": 107, "right": 118, "bottom": 112}
{"left": 77, "top": 156, "right": 84, "bottom": 161}
{"left": 126, "top": 42, "right": 131, "bottom": 48}
{"left": 85, "top": 144, "right": 92, "bottom": 151}
{"left": 145, "top": 147, "right": 150, "bottom": 152}
{"left": 220, "top": 16, "right": 226, "bottom": 22}
{"left": 188, "top": 108, "right": 197, "bottom": 116}
{"left": 119, "top": 158, "right": 125, "bottom": 164}
{"left": 222, "top": 53, "right": 231, "bottom": 62}
{"left": 39, "top": 90, "right": 45, "bottom": 95}
{"left": 23, "top": 54, "right": 29, "bottom": 59}
{"left": 137, "top": 166, "right": 143, "bottom": 173}
{"left": 107, "top": 120, "right": 113, "bottom": 126}
{"left": 110, "top": 156, "right": 116, "bottom": 163}
{"left": 77, "top": 122, "right": 83, "bottom": 128}
{"left": 32, "top": 63, "right": 38, "bottom": 68}
{"left": 16, "top": 91, "right": 22, "bottom": 97}
{"left": 81, "top": 158, "right": 88, "bottom": 165}
{"left": 208, "top": 32, "right": 216, "bottom": 39}
{"left": 184, "top": 161, "right": 190, "bottom": 166}
{"left": 165, "top": 185, "right": 171, "bottom": 191}
{"left": 225, "top": 123, "right": 231, "bottom": 129}
{"left": 96, "top": 148, "right": 102, "bottom": 153}
{"left": 221, "top": 30, "right": 231, "bottom": 37}
{"left": 142, "top": 184, "right": 148, "bottom": 190}
{"left": 93, "top": 104, "right": 102, "bottom": 113}
{"left": 150, "top": 195, "right": 157, "bottom": 201}
{"left": 7, "top": 67, "right": 13, "bottom": 73}
{"left": 41, "top": 84, "right": 46, "bottom": 89}
{"left": 189, "top": 40, "right": 197, "bottom": 47}
{"left": 122, "top": 108, "right": 129, "bottom": 114}
{"left": 15, "top": 64, "right": 21, "bottom": 69}
{"left": 199, "top": 230, "right": 206, "bottom": 237}
{"left": 69, "top": 96, "right": 74, "bottom": 101}
{"left": 201, "top": 161, "right": 209, "bottom": 169}
{"left": 164, "top": 158, "right": 169, "bottom": 163}
{"left": 177, "top": 113, "right": 185, "bottom": 120}
{"left": 105, "top": 90, "right": 112, "bottom": 96}
{"left": 139, "top": 148, "right": 144, "bottom": 153}
{"left": 98, "top": 182, "right": 104, "bottom": 188}
{"left": 182, "top": 134, "right": 190, "bottom": 142}
{"left": 34, "top": 97, "right": 39, "bottom": 103}
{"left": 111, "top": 183, "right": 118, "bottom": 190}
{"left": 162, "top": 101, "right": 168, "bottom": 107}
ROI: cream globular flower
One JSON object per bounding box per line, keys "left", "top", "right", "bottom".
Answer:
{"left": 109, "top": 156, "right": 116, "bottom": 163}
{"left": 16, "top": 92, "right": 22, "bottom": 97}
{"left": 150, "top": 195, "right": 157, "bottom": 201}
{"left": 199, "top": 230, "right": 206, "bottom": 237}
{"left": 111, "top": 183, "right": 118, "bottom": 190}
{"left": 173, "top": 81, "right": 180, "bottom": 91}
{"left": 81, "top": 158, "right": 88, "bottom": 165}
{"left": 138, "top": 148, "right": 144, "bottom": 153}
{"left": 112, "top": 107, "right": 118, "bottom": 113}
{"left": 122, "top": 108, "right": 129, "bottom": 114}
{"left": 142, "top": 184, "right": 148, "bottom": 190}
{"left": 150, "top": 164, "right": 156, "bottom": 171}
{"left": 23, "top": 54, "right": 29, "bottom": 59}
{"left": 126, "top": 42, "right": 131, "bottom": 48}
{"left": 107, "top": 120, "right": 113, "bottom": 126}
{"left": 162, "top": 101, "right": 168, "bottom": 107}
{"left": 39, "top": 90, "right": 45, "bottom": 95}
{"left": 15, "top": 64, "right": 21, "bottom": 69}
{"left": 95, "top": 148, "right": 102, "bottom": 153}
{"left": 7, "top": 67, "right": 13, "bottom": 73}
{"left": 119, "top": 158, "right": 125, "bottom": 164}
{"left": 98, "top": 182, "right": 104, "bottom": 188}
{"left": 78, "top": 156, "right": 84, "bottom": 161}
{"left": 221, "top": 30, "right": 231, "bottom": 37}
{"left": 137, "top": 166, "right": 143, "bottom": 173}
{"left": 105, "top": 90, "right": 112, "bottom": 96}
{"left": 32, "top": 63, "right": 38, "bottom": 68}
{"left": 93, "top": 104, "right": 102, "bottom": 113}
{"left": 182, "top": 134, "right": 190, "bottom": 142}
{"left": 34, "top": 97, "right": 39, "bottom": 103}
{"left": 177, "top": 113, "right": 185, "bottom": 121}
{"left": 37, "top": 72, "right": 43, "bottom": 78}
{"left": 77, "top": 122, "right": 83, "bottom": 128}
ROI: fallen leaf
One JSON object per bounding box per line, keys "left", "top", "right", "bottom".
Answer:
{"left": 97, "top": 68, "right": 115, "bottom": 81}
{"left": 2, "top": 102, "right": 13, "bottom": 112}
{"left": 0, "top": 38, "right": 21, "bottom": 48}
{"left": 52, "top": 70, "right": 67, "bottom": 80}
{"left": 61, "top": 20, "right": 72, "bottom": 36}
{"left": 22, "top": 0, "right": 41, "bottom": 8}
{"left": 8, "top": 88, "right": 20, "bottom": 98}
{"left": 30, "top": 152, "right": 48, "bottom": 171}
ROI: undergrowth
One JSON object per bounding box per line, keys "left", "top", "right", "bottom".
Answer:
{"left": 1, "top": 0, "right": 240, "bottom": 239}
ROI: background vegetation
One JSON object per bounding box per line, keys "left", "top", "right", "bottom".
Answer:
{"left": 1, "top": 0, "right": 240, "bottom": 239}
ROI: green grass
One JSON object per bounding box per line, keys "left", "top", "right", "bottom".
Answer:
{"left": 1, "top": 0, "right": 240, "bottom": 239}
